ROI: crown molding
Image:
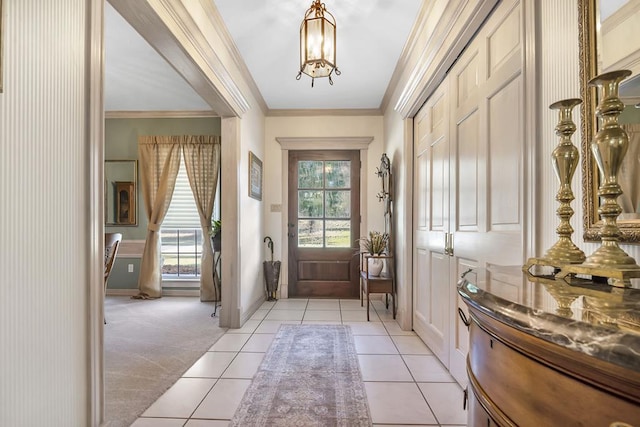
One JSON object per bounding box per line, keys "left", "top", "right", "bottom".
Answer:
{"left": 268, "top": 108, "right": 382, "bottom": 117}
{"left": 391, "top": 0, "right": 498, "bottom": 119}
{"left": 105, "top": 110, "right": 219, "bottom": 119}
{"left": 153, "top": 0, "right": 250, "bottom": 115}
{"left": 275, "top": 137, "right": 374, "bottom": 150}
{"left": 202, "top": 0, "right": 268, "bottom": 115}
{"left": 109, "top": 0, "right": 250, "bottom": 118}
{"left": 600, "top": 0, "right": 640, "bottom": 33}
{"left": 380, "top": 0, "right": 434, "bottom": 114}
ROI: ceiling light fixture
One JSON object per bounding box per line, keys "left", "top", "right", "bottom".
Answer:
{"left": 296, "top": 0, "right": 341, "bottom": 87}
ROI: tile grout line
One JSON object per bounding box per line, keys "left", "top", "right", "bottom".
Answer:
{"left": 137, "top": 298, "right": 461, "bottom": 426}
{"left": 183, "top": 299, "right": 277, "bottom": 423}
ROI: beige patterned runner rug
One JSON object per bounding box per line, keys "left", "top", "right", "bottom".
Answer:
{"left": 231, "top": 324, "right": 372, "bottom": 426}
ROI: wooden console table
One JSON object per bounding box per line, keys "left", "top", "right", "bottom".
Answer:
{"left": 360, "top": 253, "right": 395, "bottom": 321}
{"left": 458, "top": 267, "right": 640, "bottom": 427}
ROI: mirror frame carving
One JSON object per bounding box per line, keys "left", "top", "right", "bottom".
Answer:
{"left": 579, "top": 0, "right": 640, "bottom": 244}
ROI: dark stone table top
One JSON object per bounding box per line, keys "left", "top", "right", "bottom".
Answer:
{"left": 457, "top": 265, "right": 640, "bottom": 372}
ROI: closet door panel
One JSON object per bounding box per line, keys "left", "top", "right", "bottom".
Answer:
{"left": 416, "top": 150, "right": 429, "bottom": 233}
{"left": 430, "top": 135, "right": 448, "bottom": 231}
{"left": 455, "top": 52, "right": 480, "bottom": 113}
{"left": 449, "top": 257, "right": 478, "bottom": 385}
{"left": 422, "top": 250, "right": 451, "bottom": 362}
{"left": 448, "top": 34, "right": 484, "bottom": 387}
{"left": 487, "top": 2, "right": 522, "bottom": 80}
{"left": 414, "top": 248, "right": 429, "bottom": 326}
{"left": 448, "top": 0, "right": 525, "bottom": 385}
{"left": 456, "top": 111, "right": 480, "bottom": 231}
{"left": 413, "top": 84, "right": 451, "bottom": 367}
{"left": 488, "top": 76, "right": 522, "bottom": 230}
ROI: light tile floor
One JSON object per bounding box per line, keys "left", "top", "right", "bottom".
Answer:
{"left": 131, "top": 298, "right": 467, "bottom": 427}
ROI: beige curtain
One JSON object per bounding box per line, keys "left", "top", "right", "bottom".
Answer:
{"left": 136, "top": 137, "right": 182, "bottom": 298}
{"left": 183, "top": 136, "right": 221, "bottom": 302}
{"left": 620, "top": 124, "right": 640, "bottom": 217}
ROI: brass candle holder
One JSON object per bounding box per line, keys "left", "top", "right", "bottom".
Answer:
{"left": 559, "top": 70, "right": 640, "bottom": 286}
{"left": 525, "top": 98, "right": 585, "bottom": 273}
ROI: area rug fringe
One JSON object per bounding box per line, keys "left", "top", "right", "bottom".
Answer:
{"left": 231, "top": 324, "right": 373, "bottom": 426}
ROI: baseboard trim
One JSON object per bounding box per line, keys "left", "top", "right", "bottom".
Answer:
{"left": 106, "top": 289, "right": 200, "bottom": 297}
{"left": 239, "top": 295, "right": 267, "bottom": 326}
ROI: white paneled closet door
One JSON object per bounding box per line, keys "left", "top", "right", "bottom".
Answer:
{"left": 413, "top": 85, "right": 451, "bottom": 365}
{"left": 413, "top": 0, "right": 527, "bottom": 386}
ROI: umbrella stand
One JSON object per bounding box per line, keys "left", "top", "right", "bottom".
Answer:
{"left": 263, "top": 236, "right": 281, "bottom": 301}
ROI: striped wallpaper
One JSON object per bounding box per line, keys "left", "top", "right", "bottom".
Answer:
{"left": 0, "top": 0, "right": 91, "bottom": 425}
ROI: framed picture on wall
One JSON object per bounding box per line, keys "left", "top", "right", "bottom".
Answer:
{"left": 249, "top": 151, "right": 263, "bottom": 201}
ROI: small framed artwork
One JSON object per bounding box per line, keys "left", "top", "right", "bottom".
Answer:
{"left": 115, "top": 181, "right": 136, "bottom": 225}
{"left": 249, "top": 151, "right": 263, "bottom": 201}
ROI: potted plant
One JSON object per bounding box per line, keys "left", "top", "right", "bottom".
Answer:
{"left": 210, "top": 220, "right": 221, "bottom": 252}
{"left": 358, "top": 231, "right": 389, "bottom": 276}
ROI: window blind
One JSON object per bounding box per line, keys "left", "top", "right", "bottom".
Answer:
{"left": 162, "top": 159, "right": 201, "bottom": 229}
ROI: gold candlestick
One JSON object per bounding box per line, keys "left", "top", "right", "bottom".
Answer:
{"left": 559, "top": 70, "right": 640, "bottom": 286}
{"left": 544, "top": 98, "right": 586, "bottom": 265}
{"left": 524, "top": 99, "right": 585, "bottom": 274}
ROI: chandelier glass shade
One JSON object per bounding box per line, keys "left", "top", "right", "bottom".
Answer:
{"left": 297, "top": 0, "right": 340, "bottom": 86}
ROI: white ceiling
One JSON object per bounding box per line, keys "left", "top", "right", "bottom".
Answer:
{"left": 104, "top": 3, "right": 210, "bottom": 111}
{"left": 104, "top": 1, "right": 422, "bottom": 112}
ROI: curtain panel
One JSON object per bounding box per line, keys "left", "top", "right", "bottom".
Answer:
{"left": 136, "top": 137, "right": 182, "bottom": 298}
{"left": 183, "top": 136, "right": 221, "bottom": 302}
{"left": 136, "top": 135, "right": 221, "bottom": 300}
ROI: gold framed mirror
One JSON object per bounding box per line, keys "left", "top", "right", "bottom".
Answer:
{"left": 579, "top": 0, "right": 640, "bottom": 243}
{"left": 105, "top": 160, "right": 137, "bottom": 226}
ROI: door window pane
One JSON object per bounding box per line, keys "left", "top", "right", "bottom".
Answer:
{"left": 298, "top": 161, "right": 324, "bottom": 188}
{"left": 298, "top": 220, "right": 324, "bottom": 247}
{"left": 325, "top": 190, "right": 350, "bottom": 218}
{"left": 325, "top": 161, "right": 350, "bottom": 188}
{"left": 295, "top": 157, "right": 354, "bottom": 249}
{"left": 298, "top": 190, "right": 324, "bottom": 218}
{"left": 325, "top": 220, "right": 351, "bottom": 247}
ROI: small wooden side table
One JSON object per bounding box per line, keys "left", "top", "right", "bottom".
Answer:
{"left": 360, "top": 253, "right": 396, "bottom": 321}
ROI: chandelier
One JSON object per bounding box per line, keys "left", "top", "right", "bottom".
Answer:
{"left": 296, "top": 0, "right": 341, "bottom": 87}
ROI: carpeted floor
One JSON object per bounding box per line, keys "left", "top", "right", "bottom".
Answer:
{"left": 231, "top": 324, "right": 372, "bottom": 426}
{"left": 104, "top": 296, "right": 227, "bottom": 427}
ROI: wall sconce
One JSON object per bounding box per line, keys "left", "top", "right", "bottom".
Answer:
{"left": 296, "top": 0, "right": 341, "bottom": 87}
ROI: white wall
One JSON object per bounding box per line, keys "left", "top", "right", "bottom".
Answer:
{"left": 0, "top": 0, "right": 93, "bottom": 424}
{"left": 382, "top": 110, "right": 413, "bottom": 329}
{"left": 239, "top": 106, "right": 266, "bottom": 316}
{"left": 264, "top": 116, "right": 385, "bottom": 296}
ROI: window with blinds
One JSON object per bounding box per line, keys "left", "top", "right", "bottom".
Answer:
{"left": 161, "top": 159, "right": 203, "bottom": 278}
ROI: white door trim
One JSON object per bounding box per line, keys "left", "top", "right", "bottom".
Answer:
{"left": 88, "top": 0, "right": 105, "bottom": 424}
